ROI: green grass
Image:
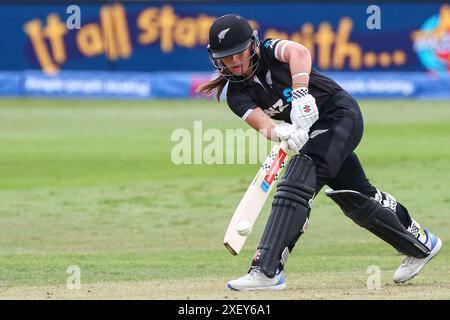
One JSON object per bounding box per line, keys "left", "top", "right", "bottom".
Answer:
{"left": 0, "top": 98, "right": 449, "bottom": 299}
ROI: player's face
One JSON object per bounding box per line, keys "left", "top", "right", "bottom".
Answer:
{"left": 221, "top": 48, "right": 252, "bottom": 76}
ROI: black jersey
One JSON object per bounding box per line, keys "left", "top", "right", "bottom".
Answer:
{"left": 226, "top": 38, "right": 346, "bottom": 123}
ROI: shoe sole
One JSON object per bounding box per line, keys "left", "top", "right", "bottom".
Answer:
{"left": 393, "top": 237, "right": 442, "bottom": 284}
{"left": 227, "top": 282, "right": 286, "bottom": 291}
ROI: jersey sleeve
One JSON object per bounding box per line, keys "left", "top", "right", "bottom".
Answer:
{"left": 261, "top": 38, "right": 286, "bottom": 63}
{"left": 226, "top": 84, "right": 257, "bottom": 120}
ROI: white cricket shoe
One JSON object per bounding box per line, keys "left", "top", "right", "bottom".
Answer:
{"left": 393, "top": 227, "right": 442, "bottom": 284}
{"left": 227, "top": 267, "right": 286, "bottom": 291}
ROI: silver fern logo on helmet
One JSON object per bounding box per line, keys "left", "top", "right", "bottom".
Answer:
{"left": 218, "top": 28, "right": 230, "bottom": 43}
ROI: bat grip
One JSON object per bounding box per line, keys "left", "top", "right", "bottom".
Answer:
{"left": 279, "top": 123, "right": 297, "bottom": 152}
{"left": 280, "top": 139, "right": 289, "bottom": 152}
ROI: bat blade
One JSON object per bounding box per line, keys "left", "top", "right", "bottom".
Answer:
{"left": 223, "top": 142, "right": 288, "bottom": 255}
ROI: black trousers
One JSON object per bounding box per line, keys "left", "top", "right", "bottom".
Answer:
{"left": 301, "top": 92, "right": 377, "bottom": 197}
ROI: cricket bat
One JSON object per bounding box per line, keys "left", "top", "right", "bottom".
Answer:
{"left": 223, "top": 140, "right": 289, "bottom": 255}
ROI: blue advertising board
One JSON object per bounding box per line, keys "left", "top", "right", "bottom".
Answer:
{"left": 0, "top": 2, "right": 448, "bottom": 98}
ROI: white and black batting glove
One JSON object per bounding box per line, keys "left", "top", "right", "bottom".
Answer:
{"left": 274, "top": 123, "right": 309, "bottom": 151}
{"left": 290, "top": 87, "right": 319, "bottom": 131}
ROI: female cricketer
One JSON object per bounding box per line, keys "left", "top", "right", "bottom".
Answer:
{"left": 198, "top": 14, "right": 442, "bottom": 291}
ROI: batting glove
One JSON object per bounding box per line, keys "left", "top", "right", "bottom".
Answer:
{"left": 274, "top": 123, "right": 309, "bottom": 151}
{"left": 290, "top": 87, "right": 319, "bottom": 131}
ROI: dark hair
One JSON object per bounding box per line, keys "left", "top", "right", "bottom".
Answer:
{"left": 195, "top": 75, "right": 228, "bottom": 101}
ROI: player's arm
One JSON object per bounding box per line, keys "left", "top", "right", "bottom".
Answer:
{"left": 245, "top": 107, "right": 308, "bottom": 152}
{"left": 275, "top": 40, "right": 311, "bottom": 88}
{"left": 245, "top": 107, "right": 278, "bottom": 141}
{"left": 274, "top": 40, "right": 318, "bottom": 130}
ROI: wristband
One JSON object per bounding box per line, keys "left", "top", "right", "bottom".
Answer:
{"left": 292, "top": 72, "right": 310, "bottom": 79}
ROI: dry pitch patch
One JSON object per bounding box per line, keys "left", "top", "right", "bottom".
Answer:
{"left": 2, "top": 274, "right": 449, "bottom": 300}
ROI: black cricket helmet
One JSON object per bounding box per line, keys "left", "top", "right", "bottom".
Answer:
{"left": 208, "top": 14, "right": 260, "bottom": 82}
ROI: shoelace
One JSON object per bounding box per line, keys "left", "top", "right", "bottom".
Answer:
{"left": 245, "top": 267, "right": 262, "bottom": 279}
{"left": 401, "top": 256, "right": 416, "bottom": 266}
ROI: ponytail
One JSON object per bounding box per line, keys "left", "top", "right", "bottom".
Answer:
{"left": 195, "top": 75, "right": 228, "bottom": 102}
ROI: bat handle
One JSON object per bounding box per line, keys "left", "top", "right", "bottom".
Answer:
{"left": 279, "top": 123, "right": 297, "bottom": 152}
{"left": 280, "top": 139, "right": 289, "bottom": 152}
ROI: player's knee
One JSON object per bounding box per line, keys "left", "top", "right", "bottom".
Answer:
{"left": 274, "top": 154, "right": 316, "bottom": 209}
